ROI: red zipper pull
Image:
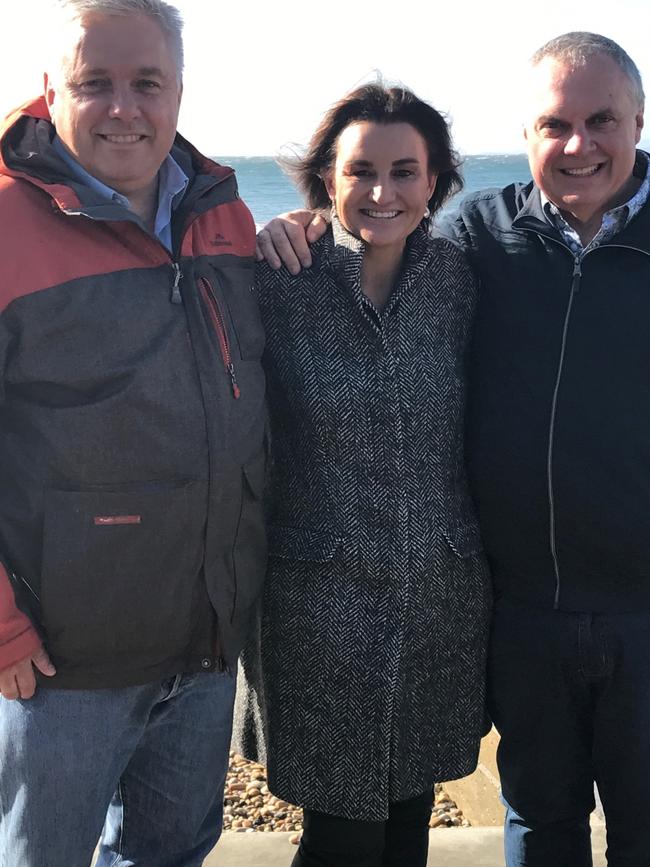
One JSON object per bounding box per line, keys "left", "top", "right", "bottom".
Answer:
{"left": 228, "top": 363, "right": 241, "bottom": 399}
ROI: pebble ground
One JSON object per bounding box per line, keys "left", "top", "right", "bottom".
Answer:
{"left": 224, "top": 752, "right": 470, "bottom": 845}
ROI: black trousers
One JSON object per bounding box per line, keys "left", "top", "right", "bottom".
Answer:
{"left": 291, "top": 789, "right": 434, "bottom": 867}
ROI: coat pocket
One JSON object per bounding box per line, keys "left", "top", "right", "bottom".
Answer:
{"left": 268, "top": 526, "right": 345, "bottom": 563}
{"left": 442, "top": 521, "right": 484, "bottom": 558}
{"left": 40, "top": 480, "right": 207, "bottom": 667}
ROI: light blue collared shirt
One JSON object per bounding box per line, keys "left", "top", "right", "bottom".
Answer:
{"left": 52, "top": 135, "right": 189, "bottom": 252}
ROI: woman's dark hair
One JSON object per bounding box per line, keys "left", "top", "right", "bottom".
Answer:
{"left": 282, "top": 82, "right": 463, "bottom": 215}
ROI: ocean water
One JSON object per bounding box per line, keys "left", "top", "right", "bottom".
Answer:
{"left": 216, "top": 154, "right": 532, "bottom": 227}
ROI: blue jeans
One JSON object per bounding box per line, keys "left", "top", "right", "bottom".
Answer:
{"left": 488, "top": 598, "right": 650, "bottom": 867}
{"left": 0, "top": 670, "right": 235, "bottom": 867}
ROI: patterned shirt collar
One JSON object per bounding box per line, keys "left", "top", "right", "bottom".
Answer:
{"left": 541, "top": 151, "right": 650, "bottom": 255}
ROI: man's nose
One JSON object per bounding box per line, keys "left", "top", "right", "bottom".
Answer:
{"left": 107, "top": 86, "right": 141, "bottom": 120}
{"left": 564, "top": 127, "right": 592, "bottom": 156}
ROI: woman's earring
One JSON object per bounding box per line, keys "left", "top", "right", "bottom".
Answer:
{"left": 423, "top": 206, "right": 431, "bottom": 219}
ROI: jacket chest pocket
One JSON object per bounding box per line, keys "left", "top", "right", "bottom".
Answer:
{"left": 205, "top": 265, "right": 265, "bottom": 361}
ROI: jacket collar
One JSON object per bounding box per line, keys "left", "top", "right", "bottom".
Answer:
{"left": 324, "top": 213, "right": 437, "bottom": 319}
{"left": 511, "top": 182, "right": 563, "bottom": 243}
{"left": 326, "top": 213, "right": 436, "bottom": 297}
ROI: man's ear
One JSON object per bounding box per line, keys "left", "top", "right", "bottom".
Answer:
{"left": 44, "top": 72, "right": 56, "bottom": 120}
{"left": 635, "top": 109, "right": 644, "bottom": 144}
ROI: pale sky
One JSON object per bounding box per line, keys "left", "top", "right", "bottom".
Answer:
{"left": 3, "top": 0, "right": 649, "bottom": 156}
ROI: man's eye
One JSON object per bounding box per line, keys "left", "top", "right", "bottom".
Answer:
{"left": 394, "top": 169, "right": 414, "bottom": 178}
{"left": 540, "top": 120, "right": 566, "bottom": 136}
{"left": 591, "top": 114, "right": 614, "bottom": 126}
{"left": 79, "top": 79, "right": 109, "bottom": 91}
{"left": 136, "top": 79, "right": 161, "bottom": 90}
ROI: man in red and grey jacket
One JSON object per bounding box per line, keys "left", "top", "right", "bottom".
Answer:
{"left": 0, "top": 1, "right": 267, "bottom": 864}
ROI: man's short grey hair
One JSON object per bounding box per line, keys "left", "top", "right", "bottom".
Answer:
{"left": 531, "top": 32, "right": 644, "bottom": 109}
{"left": 51, "top": 0, "right": 184, "bottom": 79}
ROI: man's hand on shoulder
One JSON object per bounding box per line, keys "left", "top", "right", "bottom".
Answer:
{"left": 0, "top": 647, "right": 56, "bottom": 701}
{"left": 255, "top": 210, "right": 329, "bottom": 274}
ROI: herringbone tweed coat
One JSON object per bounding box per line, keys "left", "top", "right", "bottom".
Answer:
{"left": 234, "top": 218, "right": 491, "bottom": 821}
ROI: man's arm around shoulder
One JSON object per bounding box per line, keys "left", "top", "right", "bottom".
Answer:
{"left": 256, "top": 210, "right": 328, "bottom": 273}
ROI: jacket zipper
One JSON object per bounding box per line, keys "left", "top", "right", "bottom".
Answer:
{"left": 13, "top": 571, "right": 40, "bottom": 602}
{"left": 517, "top": 231, "right": 650, "bottom": 608}
{"left": 546, "top": 255, "right": 581, "bottom": 609}
{"left": 518, "top": 224, "right": 592, "bottom": 609}
{"left": 198, "top": 276, "right": 241, "bottom": 399}
{"left": 517, "top": 228, "right": 580, "bottom": 608}
{"left": 170, "top": 263, "right": 182, "bottom": 304}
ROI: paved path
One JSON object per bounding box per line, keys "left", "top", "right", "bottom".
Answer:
{"left": 207, "top": 823, "right": 607, "bottom": 866}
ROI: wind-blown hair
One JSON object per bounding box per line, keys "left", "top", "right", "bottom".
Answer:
{"left": 531, "top": 32, "right": 644, "bottom": 108}
{"left": 50, "top": 0, "right": 184, "bottom": 79}
{"left": 283, "top": 82, "right": 463, "bottom": 216}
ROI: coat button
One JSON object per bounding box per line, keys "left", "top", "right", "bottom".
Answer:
{"left": 201, "top": 658, "right": 212, "bottom": 669}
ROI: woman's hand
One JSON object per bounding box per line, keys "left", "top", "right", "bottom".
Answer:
{"left": 256, "top": 210, "right": 329, "bottom": 274}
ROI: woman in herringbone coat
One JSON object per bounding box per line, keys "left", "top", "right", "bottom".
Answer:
{"left": 234, "top": 83, "right": 491, "bottom": 867}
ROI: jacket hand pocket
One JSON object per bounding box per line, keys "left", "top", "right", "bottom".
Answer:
{"left": 39, "top": 480, "right": 207, "bottom": 668}
{"left": 268, "top": 526, "right": 345, "bottom": 563}
{"left": 442, "top": 521, "right": 484, "bottom": 558}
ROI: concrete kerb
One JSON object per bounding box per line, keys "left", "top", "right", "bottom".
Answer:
{"left": 208, "top": 829, "right": 504, "bottom": 867}
{"left": 209, "top": 824, "right": 607, "bottom": 867}
{"left": 91, "top": 816, "right": 607, "bottom": 866}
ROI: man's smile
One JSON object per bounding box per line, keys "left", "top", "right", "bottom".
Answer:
{"left": 559, "top": 163, "right": 604, "bottom": 177}
{"left": 98, "top": 133, "right": 147, "bottom": 143}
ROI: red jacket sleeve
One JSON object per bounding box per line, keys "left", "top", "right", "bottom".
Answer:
{"left": 0, "top": 562, "right": 42, "bottom": 671}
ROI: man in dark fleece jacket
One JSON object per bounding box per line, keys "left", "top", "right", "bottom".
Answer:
{"left": 257, "top": 31, "right": 649, "bottom": 867}
{"left": 0, "top": 1, "right": 267, "bottom": 865}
